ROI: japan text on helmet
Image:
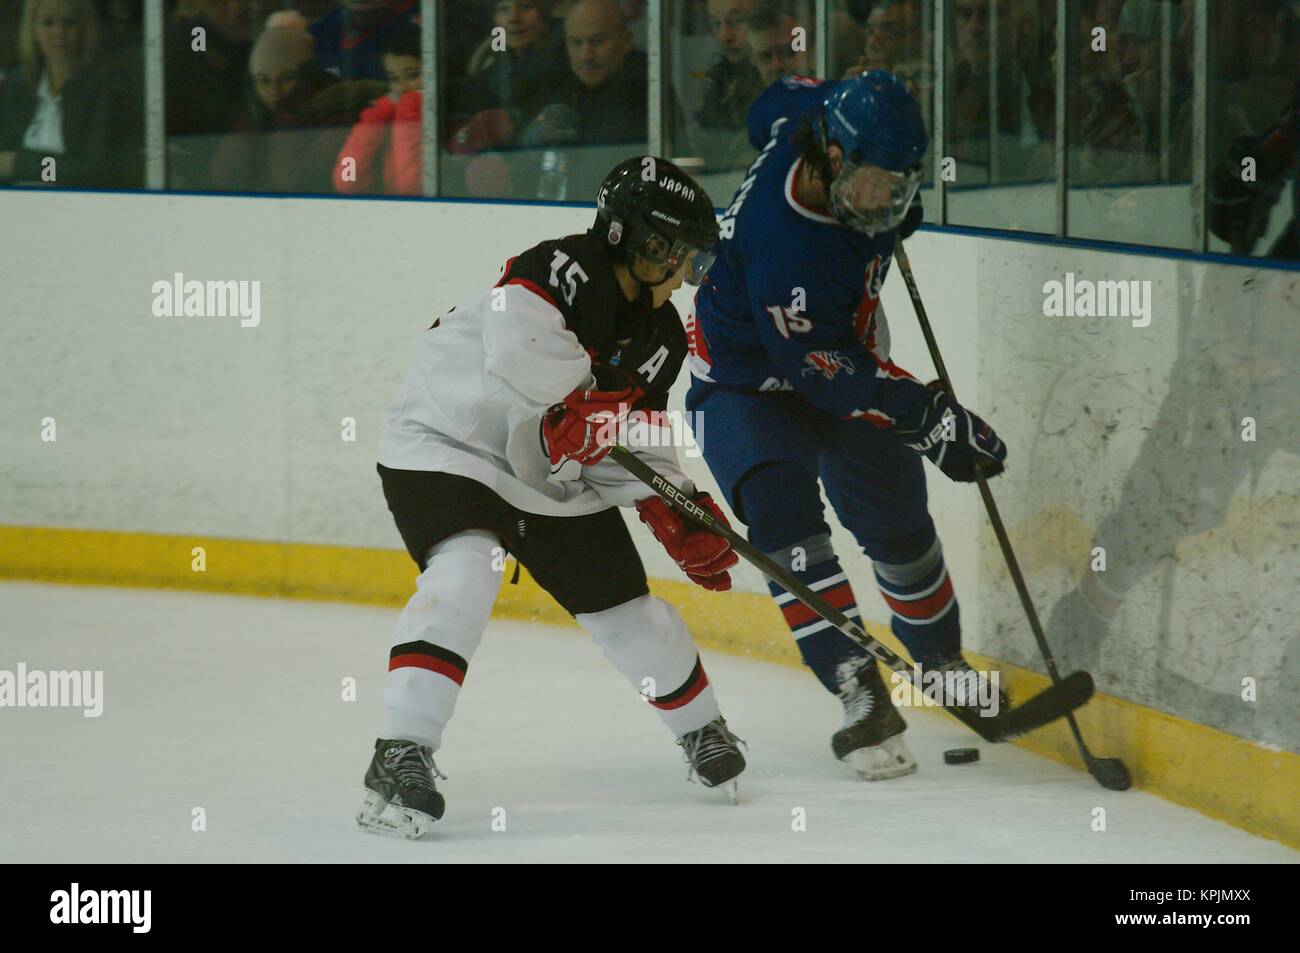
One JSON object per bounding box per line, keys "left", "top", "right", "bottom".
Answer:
{"left": 819, "top": 70, "right": 928, "bottom": 235}
{"left": 595, "top": 157, "right": 720, "bottom": 286}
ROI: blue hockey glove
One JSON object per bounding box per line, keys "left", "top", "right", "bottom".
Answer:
{"left": 895, "top": 385, "right": 1007, "bottom": 483}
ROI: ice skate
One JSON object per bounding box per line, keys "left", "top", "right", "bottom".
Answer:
{"left": 833, "top": 660, "right": 917, "bottom": 780}
{"left": 679, "top": 716, "right": 747, "bottom": 801}
{"left": 356, "top": 738, "right": 446, "bottom": 840}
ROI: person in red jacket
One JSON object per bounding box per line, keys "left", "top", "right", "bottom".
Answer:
{"left": 332, "top": 21, "right": 422, "bottom": 196}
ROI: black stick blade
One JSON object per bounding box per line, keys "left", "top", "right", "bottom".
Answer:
{"left": 1088, "top": 756, "right": 1133, "bottom": 791}
{"left": 978, "top": 671, "right": 1096, "bottom": 742}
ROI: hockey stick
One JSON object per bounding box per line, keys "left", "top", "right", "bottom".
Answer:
{"left": 891, "top": 234, "right": 1131, "bottom": 791}
{"left": 608, "top": 445, "right": 1093, "bottom": 743}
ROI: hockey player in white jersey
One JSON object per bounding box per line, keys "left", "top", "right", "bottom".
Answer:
{"left": 358, "top": 158, "right": 745, "bottom": 839}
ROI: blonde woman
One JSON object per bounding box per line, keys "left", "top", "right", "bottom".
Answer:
{"left": 0, "top": 0, "right": 136, "bottom": 187}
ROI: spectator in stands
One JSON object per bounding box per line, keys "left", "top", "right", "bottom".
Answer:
{"left": 699, "top": 0, "right": 763, "bottom": 133}
{"left": 745, "top": 4, "right": 812, "bottom": 86}
{"left": 0, "top": 0, "right": 139, "bottom": 188}
{"left": 947, "top": 0, "right": 1048, "bottom": 183}
{"left": 842, "top": 0, "right": 922, "bottom": 76}
{"left": 1073, "top": 0, "right": 1191, "bottom": 184}
{"left": 209, "top": 25, "right": 351, "bottom": 193}
{"left": 311, "top": 0, "right": 417, "bottom": 81}
{"left": 523, "top": 0, "right": 646, "bottom": 147}
{"left": 505, "top": 0, "right": 647, "bottom": 199}
{"left": 695, "top": 0, "right": 763, "bottom": 171}
{"left": 449, "top": 1, "right": 568, "bottom": 138}
{"left": 164, "top": 0, "right": 256, "bottom": 188}
{"left": 333, "top": 21, "right": 422, "bottom": 195}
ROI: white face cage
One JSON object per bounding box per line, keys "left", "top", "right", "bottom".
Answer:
{"left": 829, "top": 161, "right": 923, "bottom": 236}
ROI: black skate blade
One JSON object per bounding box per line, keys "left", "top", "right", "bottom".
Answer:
{"left": 951, "top": 670, "right": 1095, "bottom": 743}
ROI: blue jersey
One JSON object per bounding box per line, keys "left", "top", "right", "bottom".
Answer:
{"left": 688, "top": 76, "right": 926, "bottom": 427}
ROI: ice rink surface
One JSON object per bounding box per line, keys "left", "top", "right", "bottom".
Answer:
{"left": 1, "top": 582, "right": 1294, "bottom": 864}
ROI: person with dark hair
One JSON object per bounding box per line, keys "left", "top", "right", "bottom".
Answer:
{"left": 745, "top": 3, "right": 812, "bottom": 87}
{"left": 310, "top": 0, "right": 417, "bottom": 81}
{"left": 446, "top": 1, "right": 568, "bottom": 150}
{"left": 332, "top": 20, "right": 423, "bottom": 195}
{"left": 163, "top": 0, "right": 257, "bottom": 187}
{"left": 686, "top": 72, "right": 1008, "bottom": 781}
{"left": 357, "top": 158, "right": 742, "bottom": 838}
{"left": 0, "top": 0, "right": 139, "bottom": 188}
{"left": 842, "top": 0, "right": 923, "bottom": 77}
{"left": 164, "top": 1, "right": 256, "bottom": 137}
{"left": 699, "top": 0, "right": 764, "bottom": 133}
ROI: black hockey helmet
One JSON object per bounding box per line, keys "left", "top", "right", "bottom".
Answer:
{"left": 594, "top": 156, "right": 719, "bottom": 286}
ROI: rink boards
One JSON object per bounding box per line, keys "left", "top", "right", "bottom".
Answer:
{"left": 0, "top": 189, "right": 1296, "bottom": 848}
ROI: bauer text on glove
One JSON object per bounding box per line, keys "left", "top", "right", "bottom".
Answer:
{"left": 895, "top": 388, "right": 1007, "bottom": 482}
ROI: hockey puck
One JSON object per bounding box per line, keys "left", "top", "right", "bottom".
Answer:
{"left": 943, "top": 748, "right": 980, "bottom": 765}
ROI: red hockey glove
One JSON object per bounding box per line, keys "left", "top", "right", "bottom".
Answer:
{"left": 541, "top": 366, "right": 643, "bottom": 467}
{"left": 636, "top": 493, "right": 739, "bottom": 591}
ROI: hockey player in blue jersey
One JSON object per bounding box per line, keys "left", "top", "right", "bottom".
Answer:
{"left": 686, "top": 70, "right": 1009, "bottom": 780}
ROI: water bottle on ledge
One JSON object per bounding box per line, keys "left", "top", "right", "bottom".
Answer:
{"left": 537, "top": 149, "right": 569, "bottom": 201}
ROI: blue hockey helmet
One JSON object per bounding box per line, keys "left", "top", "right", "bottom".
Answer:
{"left": 818, "top": 70, "right": 928, "bottom": 235}
{"left": 821, "top": 69, "right": 928, "bottom": 172}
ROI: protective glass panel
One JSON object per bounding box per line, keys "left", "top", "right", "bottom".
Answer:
{"left": 0, "top": 0, "right": 145, "bottom": 190}
{"left": 1065, "top": 0, "right": 1195, "bottom": 248}
{"left": 665, "top": 0, "right": 821, "bottom": 205}
{"left": 1205, "top": 0, "right": 1299, "bottom": 259}
{"left": 441, "top": 0, "right": 648, "bottom": 203}
{"left": 944, "top": 0, "right": 1055, "bottom": 233}
{"left": 165, "top": 0, "right": 420, "bottom": 195}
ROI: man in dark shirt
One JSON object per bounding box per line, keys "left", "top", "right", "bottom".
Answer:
{"left": 516, "top": 0, "right": 647, "bottom": 198}
{"left": 699, "top": 0, "right": 764, "bottom": 133}
{"left": 697, "top": 0, "right": 764, "bottom": 172}
{"left": 555, "top": 0, "right": 647, "bottom": 145}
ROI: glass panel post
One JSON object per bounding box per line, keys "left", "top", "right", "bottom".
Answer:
{"left": 1054, "top": 0, "right": 1067, "bottom": 238}
{"left": 1191, "top": 0, "right": 1208, "bottom": 251}
{"left": 421, "top": 0, "right": 438, "bottom": 197}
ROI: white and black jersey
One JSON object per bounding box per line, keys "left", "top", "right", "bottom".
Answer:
{"left": 378, "top": 230, "right": 694, "bottom": 517}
